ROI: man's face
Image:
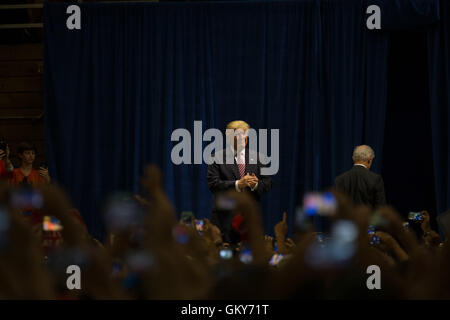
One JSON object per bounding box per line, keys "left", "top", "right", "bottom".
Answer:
{"left": 20, "top": 150, "right": 35, "bottom": 165}
{"left": 233, "top": 128, "right": 248, "bottom": 151}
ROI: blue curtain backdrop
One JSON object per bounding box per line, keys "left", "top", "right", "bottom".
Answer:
{"left": 428, "top": 0, "right": 450, "bottom": 216}
{"left": 44, "top": 0, "right": 390, "bottom": 240}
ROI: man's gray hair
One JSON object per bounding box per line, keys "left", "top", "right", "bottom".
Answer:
{"left": 352, "top": 145, "right": 375, "bottom": 162}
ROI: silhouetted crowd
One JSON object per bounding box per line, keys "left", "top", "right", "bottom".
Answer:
{"left": 0, "top": 142, "right": 446, "bottom": 299}
{"left": 0, "top": 155, "right": 449, "bottom": 299}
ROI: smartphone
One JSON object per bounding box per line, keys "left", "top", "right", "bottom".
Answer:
{"left": 329, "top": 221, "right": 358, "bottom": 264}
{"left": 43, "top": 216, "right": 63, "bottom": 231}
{"left": 39, "top": 162, "right": 48, "bottom": 169}
{"left": 303, "top": 192, "right": 336, "bottom": 217}
{"left": 369, "top": 235, "right": 381, "bottom": 245}
{"left": 239, "top": 247, "right": 253, "bottom": 264}
{"left": 195, "top": 219, "right": 204, "bottom": 233}
{"left": 269, "top": 253, "right": 285, "bottom": 266}
{"left": 368, "top": 225, "right": 380, "bottom": 245}
{"left": 408, "top": 212, "right": 423, "bottom": 221}
{"left": 333, "top": 220, "right": 358, "bottom": 242}
{"left": 369, "top": 234, "right": 380, "bottom": 245}
{"left": 219, "top": 248, "right": 233, "bottom": 260}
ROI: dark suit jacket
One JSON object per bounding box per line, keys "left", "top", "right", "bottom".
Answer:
{"left": 206, "top": 147, "right": 272, "bottom": 243}
{"left": 334, "top": 165, "right": 386, "bottom": 209}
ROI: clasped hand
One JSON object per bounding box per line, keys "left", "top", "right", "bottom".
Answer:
{"left": 238, "top": 173, "right": 258, "bottom": 190}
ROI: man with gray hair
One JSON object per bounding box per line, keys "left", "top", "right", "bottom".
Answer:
{"left": 334, "top": 145, "right": 386, "bottom": 209}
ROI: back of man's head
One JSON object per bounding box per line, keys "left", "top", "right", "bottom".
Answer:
{"left": 352, "top": 145, "right": 375, "bottom": 166}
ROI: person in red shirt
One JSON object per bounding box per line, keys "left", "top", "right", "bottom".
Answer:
{"left": 9, "top": 142, "right": 51, "bottom": 186}
{"left": 8, "top": 142, "right": 56, "bottom": 254}
{"left": 0, "top": 143, "right": 13, "bottom": 180}
{"left": 7, "top": 143, "right": 89, "bottom": 256}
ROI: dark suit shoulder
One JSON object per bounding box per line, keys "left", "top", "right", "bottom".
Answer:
{"left": 361, "top": 167, "right": 382, "bottom": 180}
{"left": 335, "top": 169, "right": 354, "bottom": 183}
{"left": 336, "top": 166, "right": 381, "bottom": 182}
{"left": 208, "top": 149, "right": 232, "bottom": 164}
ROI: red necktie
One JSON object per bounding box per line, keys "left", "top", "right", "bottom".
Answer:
{"left": 237, "top": 152, "right": 245, "bottom": 178}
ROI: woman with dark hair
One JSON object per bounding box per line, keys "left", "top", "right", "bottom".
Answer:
{"left": 9, "top": 142, "right": 51, "bottom": 186}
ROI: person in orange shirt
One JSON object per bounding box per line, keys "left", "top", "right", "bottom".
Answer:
{"left": 9, "top": 142, "right": 51, "bottom": 186}
{"left": 9, "top": 142, "right": 59, "bottom": 255}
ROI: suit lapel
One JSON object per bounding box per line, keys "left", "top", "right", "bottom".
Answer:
{"left": 245, "top": 148, "right": 258, "bottom": 176}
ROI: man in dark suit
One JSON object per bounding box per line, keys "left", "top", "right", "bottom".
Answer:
{"left": 206, "top": 120, "right": 272, "bottom": 243}
{"left": 334, "top": 145, "right": 386, "bottom": 209}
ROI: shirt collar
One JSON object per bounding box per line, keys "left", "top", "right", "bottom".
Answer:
{"left": 354, "top": 163, "right": 368, "bottom": 169}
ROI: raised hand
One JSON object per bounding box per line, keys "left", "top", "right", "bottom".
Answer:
{"left": 39, "top": 167, "right": 51, "bottom": 183}
{"left": 274, "top": 212, "right": 288, "bottom": 239}
{"left": 420, "top": 210, "right": 431, "bottom": 233}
